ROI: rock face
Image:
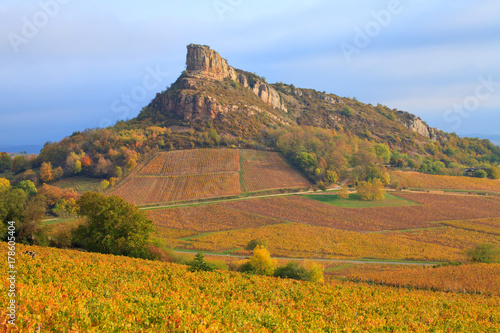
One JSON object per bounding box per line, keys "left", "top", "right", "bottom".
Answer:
{"left": 251, "top": 80, "right": 287, "bottom": 112}
{"left": 397, "top": 111, "right": 436, "bottom": 140}
{"left": 184, "top": 44, "right": 287, "bottom": 113}
{"left": 186, "top": 44, "right": 237, "bottom": 81}
{"left": 149, "top": 92, "right": 239, "bottom": 121}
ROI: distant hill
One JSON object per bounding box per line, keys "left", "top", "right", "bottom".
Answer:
{"left": 6, "top": 44, "right": 498, "bottom": 189}
{"left": 0, "top": 144, "right": 42, "bottom": 154}
{"left": 462, "top": 133, "right": 500, "bottom": 146}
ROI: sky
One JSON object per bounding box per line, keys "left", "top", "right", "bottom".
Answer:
{"left": 1, "top": 0, "right": 500, "bottom": 150}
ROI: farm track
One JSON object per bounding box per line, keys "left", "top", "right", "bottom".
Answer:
{"left": 171, "top": 250, "right": 437, "bottom": 266}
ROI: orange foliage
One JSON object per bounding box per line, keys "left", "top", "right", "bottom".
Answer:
{"left": 391, "top": 171, "right": 500, "bottom": 192}
{"left": 240, "top": 150, "right": 310, "bottom": 192}
{"left": 38, "top": 183, "right": 78, "bottom": 206}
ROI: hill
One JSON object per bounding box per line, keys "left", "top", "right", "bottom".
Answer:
{"left": 109, "top": 148, "right": 309, "bottom": 205}
{"left": 3, "top": 243, "right": 499, "bottom": 332}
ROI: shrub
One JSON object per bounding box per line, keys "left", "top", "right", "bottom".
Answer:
{"left": 337, "top": 186, "right": 350, "bottom": 199}
{"left": 274, "top": 262, "right": 309, "bottom": 281}
{"left": 340, "top": 106, "right": 353, "bottom": 117}
{"left": 72, "top": 192, "right": 154, "bottom": 258}
{"left": 474, "top": 169, "right": 487, "bottom": 178}
{"left": 468, "top": 244, "right": 499, "bottom": 263}
{"left": 245, "top": 239, "right": 267, "bottom": 251}
{"left": 188, "top": 253, "right": 216, "bottom": 272}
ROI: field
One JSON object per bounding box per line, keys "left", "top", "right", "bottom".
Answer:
{"left": 347, "top": 263, "right": 500, "bottom": 295}
{"left": 391, "top": 171, "right": 500, "bottom": 192}
{"left": 3, "top": 243, "right": 499, "bottom": 332}
{"left": 110, "top": 148, "right": 310, "bottom": 205}
{"left": 139, "top": 149, "right": 240, "bottom": 175}
{"left": 302, "top": 192, "right": 419, "bottom": 208}
{"left": 51, "top": 177, "right": 102, "bottom": 194}
{"left": 144, "top": 192, "right": 500, "bottom": 264}
{"left": 111, "top": 172, "right": 241, "bottom": 205}
{"left": 239, "top": 150, "right": 310, "bottom": 192}
{"left": 184, "top": 222, "right": 500, "bottom": 262}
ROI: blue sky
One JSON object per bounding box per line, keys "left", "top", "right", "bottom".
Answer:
{"left": 1, "top": 0, "right": 499, "bottom": 148}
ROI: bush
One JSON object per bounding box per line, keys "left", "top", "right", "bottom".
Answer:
{"left": 340, "top": 106, "right": 353, "bottom": 117}
{"left": 72, "top": 192, "right": 154, "bottom": 258}
{"left": 474, "top": 169, "right": 487, "bottom": 178}
{"left": 274, "top": 262, "right": 309, "bottom": 281}
{"left": 468, "top": 244, "right": 499, "bottom": 263}
{"left": 357, "top": 179, "right": 385, "bottom": 201}
{"left": 188, "top": 253, "right": 215, "bottom": 272}
{"left": 239, "top": 245, "right": 276, "bottom": 276}
{"left": 337, "top": 186, "right": 350, "bottom": 199}
{"left": 245, "top": 239, "right": 267, "bottom": 251}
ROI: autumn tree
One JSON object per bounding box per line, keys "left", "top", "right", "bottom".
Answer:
{"left": 239, "top": 245, "right": 277, "bottom": 276}
{"left": 337, "top": 185, "right": 350, "bottom": 199}
{"left": 40, "top": 162, "right": 54, "bottom": 183}
{"left": 357, "top": 179, "right": 385, "bottom": 201}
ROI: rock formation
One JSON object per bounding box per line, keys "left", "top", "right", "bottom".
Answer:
{"left": 397, "top": 111, "right": 436, "bottom": 139}
{"left": 184, "top": 44, "right": 287, "bottom": 113}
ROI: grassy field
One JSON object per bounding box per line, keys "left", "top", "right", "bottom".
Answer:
{"left": 302, "top": 192, "right": 419, "bottom": 208}
{"left": 51, "top": 177, "right": 102, "bottom": 194}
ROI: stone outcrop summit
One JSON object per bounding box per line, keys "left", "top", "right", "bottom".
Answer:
{"left": 139, "top": 44, "right": 438, "bottom": 141}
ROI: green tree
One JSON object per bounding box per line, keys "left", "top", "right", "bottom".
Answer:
{"left": 485, "top": 167, "right": 500, "bottom": 179}
{"left": 245, "top": 239, "right": 267, "bottom": 251}
{"left": 14, "top": 180, "right": 37, "bottom": 196}
{"left": 340, "top": 106, "right": 353, "bottom": 117}
{"left": 326, "top": 170, "right": 338, "bottom": 183}
{"left": 274, "top": 262, "right": 309, "bottom": 281}
{"left": 0, "top": 153, "right": 11, "bottom": 172}
{"left": 72, "top": 192, "right": 154, "bottom": 258}
{"left": 474, "top": 169, "right": 487, "bottom": 178}
{"left": 468, "top": 244, "right": 499, "bottom": 263}
{"left": 113, "top": 166, "right": 123, "bottom": 178}
{"left": 100, "top": 180, "right": 110, "bottom": 190}
{"left": 296, "top": 152, "right": 318, "bottom": 171}
{"left": 11, "top": 155, "right": 28, "bottom": 174}
{"left": 374, "top": 143, "right": 391, "bottom": 163}
{"left": 188, "top": 253, "right": 215, "bottom": 272}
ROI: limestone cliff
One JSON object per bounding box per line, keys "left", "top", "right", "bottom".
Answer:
{"left": 397, "top": 111, "right": 436, "bottom": 140}
{"left": 184, "top": 44, "right": 287, "bottom": 113}
{"left": 186, "top": 44, "right": 237, "bottom": 81}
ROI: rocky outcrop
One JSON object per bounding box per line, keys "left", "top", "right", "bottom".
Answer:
{"left": 397, "top": 111, "right": 436, "bottom": 140}
{"left": 185, "top": 44, "right": 287, "bottom": 113}
{"left": 151, "top": 92, "right": 239, "bottom": 121}
{"left": 251, "top": 80, "right": 287, "bottom": 112}
{"left": 186, "top": 44, "right": 237, "bottom": 81}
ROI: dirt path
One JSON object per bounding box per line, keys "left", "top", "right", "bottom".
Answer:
{"left": 172, "top": 250, "right": 437, "bottom": 266}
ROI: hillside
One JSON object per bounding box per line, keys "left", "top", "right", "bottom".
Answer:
{"left": 3, "top": 243, "right": 499, "bottom": 332}
{"left": 136, "top": 44, "right": 437, "bottom": 150}
{"left": 2, "top": 43, "right": 498, "bottom": 193}
{"left": 109, "top": 148, "right": 310, "bottom": 205}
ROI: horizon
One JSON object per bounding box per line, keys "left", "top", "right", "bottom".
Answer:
{"left": 1, "top": 1, "right": 500, "bottom": 147}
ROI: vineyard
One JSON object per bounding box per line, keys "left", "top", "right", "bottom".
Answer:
{"left": 347, "top": 263, "right": 500, "bottom": 295}
{"left": 185, "top": 222, "right": 500, "bottom": 262}
{"left": 391, "top": 171, "right": 500, "bottom": 192}
{"left": 143, "top": 192, "right": 500, "bottom": 262}
{"left": 3, "top": 243, "right": 499, "bottom": 332}
{"left": 219, "top": 192, "right": 500, "bottom": 232}
{"left": 111, "top": 172, "right": 241, "bottom": 205}
{"left": 110, "top": 148, "right": 312, "bottom": 205}
{"left": 240, "top": 150, "right": 310, "bottom": 192}
{"left": 147, "top": 204, "right": 281, "bottom": 232}
{"left": 139, "top": 149, "right": 240, "bottom": 176}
